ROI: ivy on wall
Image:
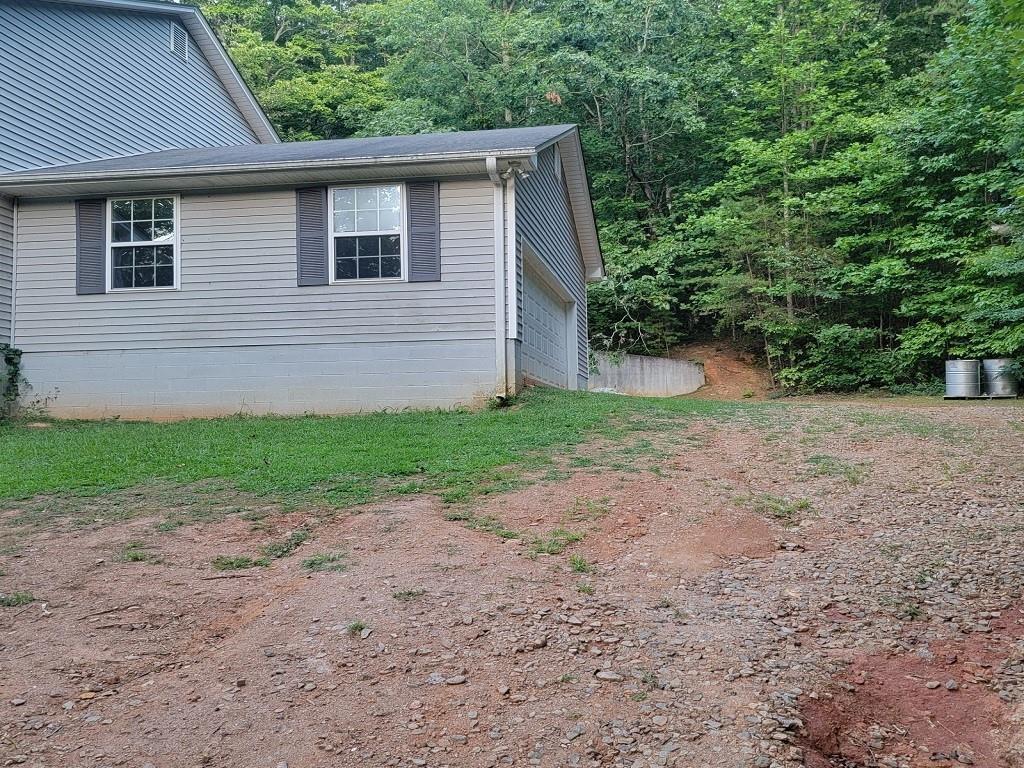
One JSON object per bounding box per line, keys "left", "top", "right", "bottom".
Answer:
{"left": 0, "top": 344, "right": 22, "bottom": 421}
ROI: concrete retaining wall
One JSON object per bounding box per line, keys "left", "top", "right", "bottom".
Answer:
{"left": 589, "top": 353, "right": 704, "bottom": 397}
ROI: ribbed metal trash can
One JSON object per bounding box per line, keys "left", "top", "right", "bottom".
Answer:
{"left": 982, "top": 358, "right": 1019, "bottom": 398}
{"left": 945, "top": 359, "right": 981, "bottom": 398}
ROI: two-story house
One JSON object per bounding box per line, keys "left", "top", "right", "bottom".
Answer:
{"left": 0, "top": 0, "right": 602, "bottom": 418}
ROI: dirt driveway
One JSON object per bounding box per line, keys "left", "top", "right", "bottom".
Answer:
{"left": 2, "top": 400, "right": 1023, "bottom": 768}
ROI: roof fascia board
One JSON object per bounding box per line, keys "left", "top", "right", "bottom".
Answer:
{"left": 531, "top": 125, "right": 577, "bottom": 155}
{"left": 0, "top": 158, "right": 506, "bottom": 197}
{"left": 0, "top": 150, "right": 547, "bottom": 185}
{"left": 555, "top": 132, "right": 604, "bottom": 281}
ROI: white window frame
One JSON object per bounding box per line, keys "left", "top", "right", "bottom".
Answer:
{"left": 327, "top": 182, "right": 408, "bottom": 285}
{"left": 105, "top": 194, "right": 181, "bottom": 293}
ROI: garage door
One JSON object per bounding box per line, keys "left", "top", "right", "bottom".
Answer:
{"left": 522, "top": 267, "right": 569, "bottom": 387}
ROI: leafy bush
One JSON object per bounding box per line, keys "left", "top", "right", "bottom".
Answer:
{"left": 778, "top": 325, "right": 894, "bottom": 392}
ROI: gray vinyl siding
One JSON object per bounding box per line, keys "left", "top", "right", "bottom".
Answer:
{"left": 0, "top": 0, "right": 258, "bottom": 172}
{"left": 14, "top": 181, "right": 497, "bottom": 415}
{"left": 0, "top": 195, "right": 12, "bottom": 343}
{"left": 515, "top": 145, "right": 589, "bottom": 383}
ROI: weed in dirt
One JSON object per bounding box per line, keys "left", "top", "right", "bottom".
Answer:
{"left": 347, "top": 620, "right": 367, "bottom": 635}
{"left": 743, "top": 493, "right": 812, "bottom": 524}
{"left": 444, "top": 509, "right": 521, "bottom": 540}
{"left": 302, "top": 551, "right": 348, "bottom": 572}
{"left": 806, "top": 454, "right": 869, "bottom": 484}
{"left": 212, "top": 555, "right": 269, "bottom": 571}
{"left": 569, "top": 554, "right": 591, "bottom": 573}
{"left": 566, "top": 495, "right": 611, "bottom": 522}
{"left": 380, "top": 517, "right": 404, "bottom": 534}
{"left": 630, "top": 691, "right": 648, "bottom": 702}
{"left": 240, "top": 509, "right": 273, "bottom": 531}
{"left": 392, "top": 588, "right": 426, "bottom": 601}
{"left": 656, "top": 597, "right": 673, "bottom": 609}
{"left": 576, "top": 581, "right": 595, "bottom": 595}
{"left": 542, "top": 468, "right": 571, "bottom": 482}
{"left": 877, "top": 542, "right": 901, "bottom": 558}
{"left": 527, "top": 528, "right": 583, "bottom": 557}
{"left": 117, "top": 540, "right": 160, "bottom": 564}
{"left": 847, "top": 409, "right": 960, "bottom": 440}
{"left": 259, "top": 528, "right": 311, "bottom": 559}
{"left": 0, "top": 591, "right": 34, "bottom": 607}
{"left": 882, "top": 597, "right": 925, "bottom": 620}
{"left": 914, "top": 567, "right": 936, "bottom": 585}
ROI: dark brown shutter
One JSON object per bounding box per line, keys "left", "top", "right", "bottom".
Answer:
{"left": 76, "top": 199, "right": 106, "bottom": 295}
{"left": 407, "top": 181, "right": 441, "bottom": 282}
{"left": 296, "top": 186, "right": 328, "bottom": 286}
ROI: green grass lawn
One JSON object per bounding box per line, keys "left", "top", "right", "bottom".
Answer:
{"left": 0, "top": 389, "right": 748, "bottom": 507}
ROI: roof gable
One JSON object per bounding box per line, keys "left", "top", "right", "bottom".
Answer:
{"left": 31, "top": 0, "right": 278, "bottom": 145}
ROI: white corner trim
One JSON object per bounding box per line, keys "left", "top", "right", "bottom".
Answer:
{"left": 492, "top": 174, "right": 508, "bottom": 396}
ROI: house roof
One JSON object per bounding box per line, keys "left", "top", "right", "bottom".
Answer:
{"left": 40, "top": 0, "right": 279, "bottom": 144}
{"left": 0, "top": 124, "right": 604, "bottom": 280}
{"left": 0, "top": 125, "right": 578, "bottom": 178}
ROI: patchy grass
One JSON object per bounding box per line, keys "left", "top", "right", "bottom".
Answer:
{"left": 259, "top": 528, "right": 311, "bottom": 559}
{"left": 566, "top": 496, "right": 612, "bottom": 522}
{"left": 568, "top": 554, "right": 591, "bottom": 573}
{"left": 302, "top": 551, "right": 348, "bottom": 573}
{"left": 211, "top": 555, "right": 269, "bottom": 571}
{"left": 444, "top": 509, "right": 521, "bottom": 540}
{"left": 0, "top": 591, "right": 35, "bottom": 607}
{"left": 117, "top": 540, "right": 160, "bottom": 564}
{"left": 576, "top": 581, "right": 595, "bottom": 595}
{"left": 527, "top": 528, "right": 584, "bottom": 557}
{"left": 392, "top": 588, "right": 426, "bottom": 601}
{"left": 0, "top": 390, "right": 752, "bottom": 512}
{"left": 806, "top": 454, "right": 869, "bottom": 484}
{"left": 743, "top": 493, "right": 812, "bottom": 524}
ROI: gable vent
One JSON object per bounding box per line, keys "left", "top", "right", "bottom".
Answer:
{"left": 170, "top": 23, "right": 189, "bottom": 62}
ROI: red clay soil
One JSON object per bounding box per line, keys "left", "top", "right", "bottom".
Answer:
{"left": 800, "top": 605, "right": 1024, "bottom": 768}
{"left": 671, "top": 342, "right": 773, "bottom": 399}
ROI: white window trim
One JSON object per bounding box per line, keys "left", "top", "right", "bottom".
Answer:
{"left": 327, "top": 182, "right": 408, "bottom": 285}
{"left": 105, "top": 194, "right": 182, "bottom": 293}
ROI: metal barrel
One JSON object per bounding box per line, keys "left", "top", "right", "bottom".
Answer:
{"left": 945, "top": 359, "right": 981, "bottom": 398}
{"left": 982, "top": 358, "right": 1019, "bottom": 398}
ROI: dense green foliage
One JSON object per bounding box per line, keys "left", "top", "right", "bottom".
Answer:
{"left": 199, "top": 0, "right": 1024, "bottom": 390}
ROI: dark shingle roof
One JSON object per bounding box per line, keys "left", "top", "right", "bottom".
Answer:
{"left": 2, "top": 125, "right": 577, "bottom": 179}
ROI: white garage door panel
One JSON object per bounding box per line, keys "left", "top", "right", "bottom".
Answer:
{"left": 522, "top": 267, "right": 568, "bottom": 387}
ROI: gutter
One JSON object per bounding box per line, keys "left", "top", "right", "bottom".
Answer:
{"left": 0, "top": 148, "right": 558, "bottom": 189}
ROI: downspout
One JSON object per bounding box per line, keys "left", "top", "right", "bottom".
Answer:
{"left": 487, "top": 157, "right": 509, "bottom": 398}
{"left": 10, "top": 196, "right": 16, "bottom": 348}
